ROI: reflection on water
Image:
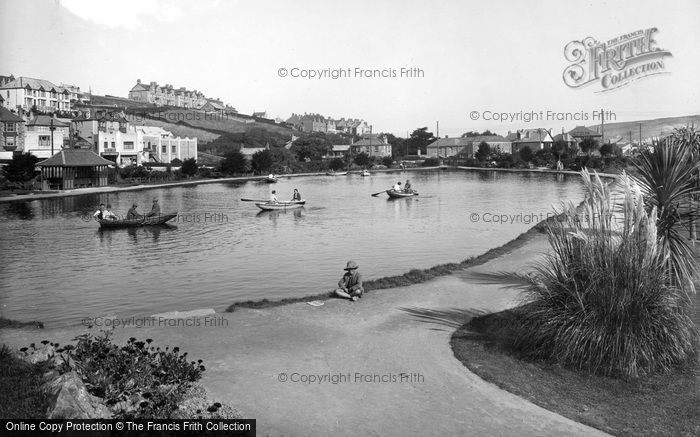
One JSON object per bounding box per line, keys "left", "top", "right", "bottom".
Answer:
{"left": 0, "top": 170, "right": 584, "bottom": 327}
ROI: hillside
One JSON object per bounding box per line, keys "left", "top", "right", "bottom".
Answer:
{"left": 83, "top": 96, "right": 293, "bottom": 143}
{"left": 586, "top": 114, "right": 700, "bottom": 143}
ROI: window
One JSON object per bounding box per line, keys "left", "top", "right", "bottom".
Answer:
{"left": 171, "top": 145, "right": 177, "bottom": 153}
{"left": 162, "top": 145, "right": 167, "bottom": 153}
{"left": 39, "top": 135, "right": 50, "bottom": 147}
{"left": 123, "top": 141, "right": 134, "bottom": 150}
{"left": 111, "top": 142, "right": 115, "bottom": 148}
{"left": 6, "top": 122, "right": 15, "bottom": 132}
{"left": 104, "top": 141, "right": 108, "bottom": 149}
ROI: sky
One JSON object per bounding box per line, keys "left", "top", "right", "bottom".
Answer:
{"left": 1, "top": 0, "right": 699, "bottom": 137}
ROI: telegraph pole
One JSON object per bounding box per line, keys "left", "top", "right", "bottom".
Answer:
{"left": 50, "top": 118, "right": 56, "bottom": 155}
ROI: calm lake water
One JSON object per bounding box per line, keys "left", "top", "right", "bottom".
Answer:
{"left": 0, "top": 170, "right": 584, "bottom": 327}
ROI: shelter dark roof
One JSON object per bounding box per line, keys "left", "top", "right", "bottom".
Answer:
{"left": 37, "top": 149, "right": 116, "bottom": 167}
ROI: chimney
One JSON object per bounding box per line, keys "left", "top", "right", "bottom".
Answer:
{"left": 137, "top": 79, "right": 141, "bottom": 84}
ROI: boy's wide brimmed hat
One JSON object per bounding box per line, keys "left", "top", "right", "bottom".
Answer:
{"left": 344, "top": 260, "right": 359, "bottom": 270}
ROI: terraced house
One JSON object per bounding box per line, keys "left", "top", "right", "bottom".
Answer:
{"left": 0, "top": 76, "right": 78, "bottom": 112}
{"left": 0, "top": 106, "right": 25, "bottom": 161}
{"left": 128, "top": 79, "right": 208, "bottom": 108}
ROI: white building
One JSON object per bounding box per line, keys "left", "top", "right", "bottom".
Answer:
{"left": 0, "top": 77, "right": 74, "bottom": 112}
{"left": 139, "top": 126, "right": 197, "bottom": 164}
{"left": 24, "top": 115, "right": 71, "bottom": 159}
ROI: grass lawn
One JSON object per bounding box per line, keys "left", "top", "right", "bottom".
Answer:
{"left": 0, "top": 345, "right": 51, "bottom": 418}
{"left": 451, "top": 295, "right": 700, "bottom": 436}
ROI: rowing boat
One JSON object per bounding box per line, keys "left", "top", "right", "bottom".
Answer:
{"left": 326, "top": 171, "right": 348, "bottom": 176}
{"left": 255, "top": 200, "right": 306, "bottom": 211}
{"left": 386, "top": 189, "right": 418, "bottom": 198}
{"left": 360, "top": 170, "right": 370, "bottom": 176}
{"left": 97, "top": 212, "right": 178, "bottom": 228}
{"left": 264, "top": 176, "right": 279, "bottom": 183}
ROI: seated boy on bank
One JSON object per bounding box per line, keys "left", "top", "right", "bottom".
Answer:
{"left": 334, "top": 261, "right": 364, "bottom": 301}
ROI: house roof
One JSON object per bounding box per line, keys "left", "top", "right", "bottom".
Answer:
{"left": 0, "top": 106, "right": 24, "bottom": 122}
{"left": 553, "top": 132, "right": 576, "bottom": 142}
{"left": 37, "top": 148, "right": 116, "bottom": 167}
{"left": 427, "top": 138, "right": 475, "bottom": 148}
{"left": 516, "top": 129, "right": 553, "bottom": 142}
{"left": 0, "top": 77, "right": 68, "bottom": 93}
{"left": 26, "top": 115, "right": 70, "bottom": 127}
{"left": 352, "top": 137, "right": 388, "bottom": 146}
{"left": 200, "top": 100, "right": 225, "bottom": 111}
{"left": 568, "top": 125, "right": 601, "bottom": 137}
{"left": 239, "top": 147, "right": 266, "bottom": 156}
{"left": 73, "top": 110, "right": 128, "bottom": 123}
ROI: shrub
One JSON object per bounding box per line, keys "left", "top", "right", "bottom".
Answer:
{"left": 512, "top": 170, "right": 697, "bottom": 379}
{"left": 329, "top": 158, "right": 345, "bottom": 171}
{"left": 180, "top": 158, "right": 198, "bottom": 177}
{"left": 381, "top": 156, "right": 394, "bottom": 167}
{"left": 353, "top": 152, "right": 371, "bottom": 167}
{"left": 421, "top": 157, "right": 440, "bottom": 167}
{"left": 55, "top": 330, "right": 203, "bottom": 419}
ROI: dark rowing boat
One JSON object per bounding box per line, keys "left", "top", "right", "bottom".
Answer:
{"left": 97, "top": 213, "right": 178, "bottom": 228}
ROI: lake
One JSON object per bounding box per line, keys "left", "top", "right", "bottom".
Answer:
{"left": 0, "top": 170, "right": 584, "bottom": 327}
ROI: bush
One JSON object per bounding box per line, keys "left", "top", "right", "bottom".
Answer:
{"left": 353, "top": 152, "right": 371, "bottom": 167}
{"left": 170, "top": 158, "right": 183, "bottom": 166}
{"left": 381, "top": 156, "right": 394, "bottom": 167}
{"left": 55, "top": 330, "right": 204, "bottom": 419}
{"left": 180, "top": 158, "right": 198, "bottom": 177}
{"left": 329, "top": 158, "right": 345, "bottom": 171}
{"left": 421, "top": 157, "right": 440, "bottom": 167}
{"left": 512, "top": 171, "right": 697, "bottom": 378}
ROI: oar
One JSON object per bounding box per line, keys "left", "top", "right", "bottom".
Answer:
{"left": 241, "top": 198, "right": 268, "bottom": 202}
{"left": 371, "top": 190, "right": 386, "bottom": 197}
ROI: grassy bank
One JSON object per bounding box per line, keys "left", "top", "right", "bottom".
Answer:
{"left": 0, "top": 317, "right": 44, "bottom": 329}
{"left": 0, "top": 345, "right": 51, "bottom": 418}
{"left": 450, "top": 293, "right": 699, "bottom": 436}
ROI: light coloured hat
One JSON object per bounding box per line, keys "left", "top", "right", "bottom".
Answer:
{"left": 345, "top": 260, "right": 359, "bottom": 270}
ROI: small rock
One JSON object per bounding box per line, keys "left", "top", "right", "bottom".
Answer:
{"left": 20, "top": 345, "right": 55, "bottom": 364}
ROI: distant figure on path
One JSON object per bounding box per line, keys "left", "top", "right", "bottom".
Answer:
{"left": 146, "top": 198, "right": 161, "bottom": 217}
{"left": 93, "top": 204, "right": 105, "bottom": 220}
{"left": 270, "top": 190, "right": 279, "bottom": 203}
{"left": 393, "top": 181, "right": 402, "bottom": 191}
{"left": 103, "top": 204, "right": 117, "bottom": 221}
{"left": 404, "top": 179, "right": 412, "bottom": 193}
{"left": 126, "top": 203, "right": 143, "bottom": 220}
{"left": 334, "top": 260, "right": 364, "bottom": 301}
{"left": 292, "top": 188, "right": 301, "bottom": 201}
{"left": 556, "top": 160, "right": 564, "bottom": 171}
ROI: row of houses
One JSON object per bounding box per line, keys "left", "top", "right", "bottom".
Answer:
{"left": 0, "top": 75, "right": 89, "bottom": 113}
{"left": 128, "top": 79, "right": 235, "bottom": 112}
{"left": 285, "top": 113, "right": 371, "bottom": 136}
{"left": 0, "top": 107, "right": 197, "bottom": 166}
{"left": 426, "top": 126, "right": 604, "bottom": 159}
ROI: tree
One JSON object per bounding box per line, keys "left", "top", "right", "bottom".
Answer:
{"left": 170, "top": 158, "right": 183, "bottom": 166}
{"left": 552, "top": 140, "right": 569, "bottom": 160}
{"left": 3, "top": 152, "right": 39, "bottom": 185}
{"left": 519, "top": 145, "right": 533, "bottom": 162}
{"left": 353, "top": 152, "right": 371, "bottom": 167}
{"left": 579, "top": 138, "right": 599, "bottom": 156}
{"left": 475, "top": 142, "right": 491, "bottom": 161}
{"left": 329, "top": 158, "right": 345, "bottom": 171}
{"left": 291, "top": 135, "right": 330, "bottom": 161}
{"left": 219, "top": 150, "right": 248, "bottom": 175}
{"left": 180, "top": 158, "right": 198, "bottom": 176}
{"left": 381, "top": 156, "right": 394, "bottom": 167}
{"left": 408, "top": 127, "right": 436, "bottom": 155}
{"left": 462, "top": 130, "right": 496, "bottom": 138}
{"left": 599, "top": 143, "right": 614, "bottom": 157}
{"left": 251, "top": 149, "right": 274, "bottom": 173}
